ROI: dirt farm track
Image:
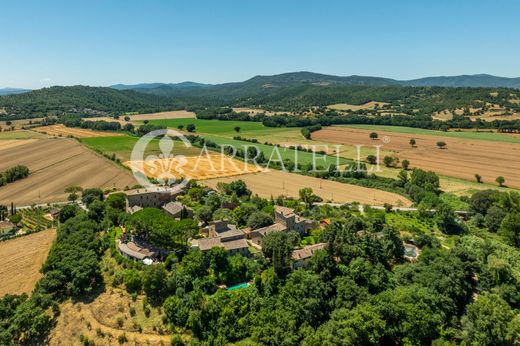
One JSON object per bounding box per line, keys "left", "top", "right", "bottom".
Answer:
{"left": 0, "top": 138, "right": 136, "bottom": 205}
{"left": 313, "top": 127, "right": 520, "bottom": 188}
{"left": 203, "top": 170, "right": 412, "bottom": 206}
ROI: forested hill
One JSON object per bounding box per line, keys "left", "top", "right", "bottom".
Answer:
{"left": 2, "top": 78, "right": 520, "bottom": 120}
{"left": 0, "top": 85, "right": 183, "bottom": 119}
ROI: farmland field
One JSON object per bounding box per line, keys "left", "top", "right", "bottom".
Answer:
{"left": 81, "top": 134, "right": 202, "bottom": 161}
{"left": 32, "top": 124, "right": 124, "bottom": 138}
{"left": 313, "top": 126, "right": 520, "bottom": 188}
{"left": 203, "top": 170, "right": 412, "bottom": 206}
{"left": 130, "top": 109, "right": 196, "bottom": 120}
{"left": 0, "top": 130, "right": 48, "bottom": 140}
{"left": 338, "top": 124, "right": 520, "bottom": 144}
{"left": 145, "top": 118, "right": 286, "bottom": 135}
{"left": 328, "top": 101, "right": 388, "bottom": 111}
{"left": 0, "top": 117, "right": 44, "bottom": 130}
{"left": 88, "top": 110, "right": 196, "bottom": 124}
{"left": 124, "top": 153, "right": 263, "bottom": 181}
{"left": 0, "top": 138, "right": 136, "bottom": 205}
{"left": 202, "top": 134, "right": 350, "bottom": 166}
{"left": 0, "top": 229, "right": 56, "bottom": 296}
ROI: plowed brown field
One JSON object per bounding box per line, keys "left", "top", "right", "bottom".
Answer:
{"left": 313, "top": 127, "right": 520, "bottom": 188}
{"left": 0, "top": 138, "right": 136, "bottom": 205}
{"left": 203, "top": 170, "right": 412, "bottom": 206}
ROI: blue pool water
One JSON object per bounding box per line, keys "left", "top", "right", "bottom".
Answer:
{"left": 227, "top": 282, "right": 250, "bottom": 291}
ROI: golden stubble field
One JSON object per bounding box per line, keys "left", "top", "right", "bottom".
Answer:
{"left": 0, "top": 229, "right": 56, "bottom": 296}
{"left": 88, "top": 110, "right": 197, "bottom": 125}
{"left": 203, "top": 169, "right": 412, "bottom": 206}
{"left": 327, "top": 101, "right": 388, "bottom": 111}
{"left": 313, "top": 127, "right": 520, "bottom": 188}
{"left": 124, "top": 153, "right": 264, "bottom": 181}
{"left": 32, "top": 124, "right": 123, "bottom": 138}
{"left": 0, "top": 138, "right": 136, "bottom": 205}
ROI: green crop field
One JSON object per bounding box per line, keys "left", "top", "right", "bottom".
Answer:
{"left": 80, "top": 133, "right": 349, "bottom": 167}
{"left": 80, "top": 135, "right": 202, "bottom": 161}
{"left": 140, "top": 118, "right": 349, "bottom": 166}
{"left": 339, "top": 124, "right": 520, "bottom": 144}
{"left": 202, "top": 134, "right": 350, "bottom": 166}
{"left": 144, "top": 118, "right": 292, "bottom": 136}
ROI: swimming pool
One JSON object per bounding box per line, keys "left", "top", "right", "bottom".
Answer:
{"left": 226, "top": 282, "right": 250, "bottom": 291}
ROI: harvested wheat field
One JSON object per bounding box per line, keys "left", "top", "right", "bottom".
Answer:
{"left": 0, "top": 117, "right": 44, "bottom": 130}
{"left": 32, "top": 124, "right": 123, "bottom": 138}
{"left": 328, "top": 101, "right": 388, "bottom": 111}
{"left": 131, "top": 110, "right": 196, "bottom": 121}
{"left": 313, "top": 126, "right": 520, "bottom": 188}
{"left": 232, "top": 107, "right": 294, "bottom": 116}
{"left": 0, "top": 138, "right": 39, "bottom": 150}
{"left": 0, "top": 229, "right": 56, "bottom": 296}
{"left": 49, "top": 287, "right": 183, "bottom": 345}
{"left": 125, "top": 153, "right": 263, "bottom": 181}
{"left": 0, "top": 138, "right": 136, "bottom": 205}
{"left": 203, "top": 170, "right": 411, "bottom": 206}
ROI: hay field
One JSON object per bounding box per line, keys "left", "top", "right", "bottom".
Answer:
{"left": 0, "top": 138, "right": 39, "bottom": 150}
{"left": 0, "top": 130, "right": 48, "bottom": 140}
{"left": 232, "top": 107, "right": 294, "bottom": 116}
{"left": 313, "top": 126, "right": 520, "bottom": 188}
{"left": 32, "top": 124, "right": 123, "bottom": 138}
{"left": 89, "top": 110, "right": 196, "bottom": 124}
{"left": 125, "top": 153, "right": 263, "bottom": 181}
{"left": 0, "top": 138, "right": 136, "bottom": 205}
{"left": 203, "top": 170, "right": 412, "bottom": 206}
{"left": 328, "top": 101, "right": 388, "bottom": 111}
{"left": 0, "top": 229, "right": 56, "bottom": 296}
{"left": 0, "top": 117, "right": 43, "bottom": 130}
{"left": 130, "top": 110, "right": 196, "bottom": 120}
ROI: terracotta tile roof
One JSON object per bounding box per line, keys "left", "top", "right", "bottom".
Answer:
{"left": 291, "top": 243, "right": 326, "bottom": 261}
{"left": 252, "top": 223, "right": 287, "bottom": 237}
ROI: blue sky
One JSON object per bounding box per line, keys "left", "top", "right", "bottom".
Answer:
{"left": 1, "top": 0, "right": 519, "bottom": 88}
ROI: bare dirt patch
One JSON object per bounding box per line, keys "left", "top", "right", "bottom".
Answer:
{"left": 125, "top": 153, "right": 263, "bottom": 181}
{"left": 32, "top": 124, "right": 123, "bottom": 138}
{"left": 203, "top": 170, "right": 411, "bottom": 206}
{"left": 313, "top": 127, "right": 520, "bottom": 188}
{"left": 0, "top": 138, "right": 136, "bottom": 205}
{"left": 0, "top": 229, "right": 56, "bottom": 296}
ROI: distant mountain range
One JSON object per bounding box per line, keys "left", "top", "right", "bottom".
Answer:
{"left": 111, "top": 81, "right": 211, "bottom": 90}
{"left": 0, "top": 88, "right": 31, "bottom": 96}
{"left": 110, "top": 72, "right": 520, "bottom": 97}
